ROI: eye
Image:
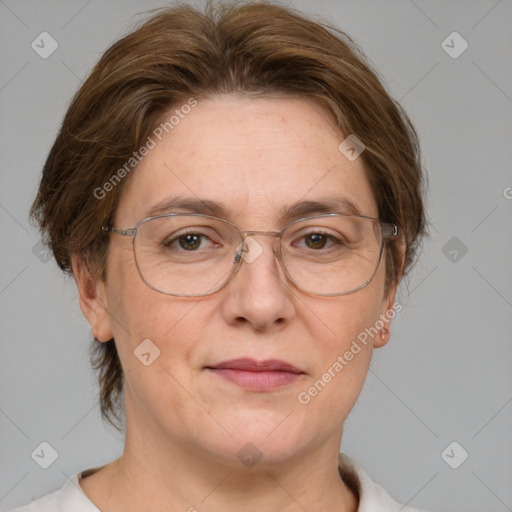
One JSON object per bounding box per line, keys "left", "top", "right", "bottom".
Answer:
{"left": 294, "top": 231, "right": 342, "bottom": 250}
{"left": 164, "top": 231, "right": 217, "bottom": 251}
{"left": 304, "top": 233, "right": 329, "bottom": 249}
{"left": 177, "top": 233, "right": 203, "bottom": 251}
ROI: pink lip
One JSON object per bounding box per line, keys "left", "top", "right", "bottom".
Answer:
{"left": 206, "top": 358, "right": 305, "bottom": 391}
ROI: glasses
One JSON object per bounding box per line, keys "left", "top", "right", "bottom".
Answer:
{"left": 102, "top": 213, "right": 398, "bottom": 297}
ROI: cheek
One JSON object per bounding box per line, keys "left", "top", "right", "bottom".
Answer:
{"left": 104, "top": 244, "right": 198, "bottom": 370}
{"left": 104, "top": 255, "right": 212, "bottom": 435}
{"left": 316, "top": 278, "right": 385, "bottom": 354}
{"left": 298, "top": 283, "right": 386, "bottom": 415}
{"left": 296, "top": 349, "right": 371, "bottom": 436}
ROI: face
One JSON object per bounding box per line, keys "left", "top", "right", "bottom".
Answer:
{"left": 80, "top": 95, "right": 399, "bottom": 467}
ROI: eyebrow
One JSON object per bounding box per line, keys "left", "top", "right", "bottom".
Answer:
{"left": 145, "top": 197, "right": 231, "bottom": 219}
{"left": 144, "top": 195, "right": 362, "bottom": 223}
{"left": 277, "top": 197, "right": 362, "bottom": 223}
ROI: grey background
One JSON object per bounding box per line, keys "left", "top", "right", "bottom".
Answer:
{"left": 1, "top": 0, "right": 511, "bottom": 510}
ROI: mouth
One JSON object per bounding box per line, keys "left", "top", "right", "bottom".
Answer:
{"left": 205, "top": 358, "right": 305, "bottom": 391}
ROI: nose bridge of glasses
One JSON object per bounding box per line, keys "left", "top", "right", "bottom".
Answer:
{"left": 242, "top": 230, "right": 281, "bottom": 238}
{"left": 241, "top": 230, "right": 281, "bottom": 250}
{"left": 235, "top": 230, "right": 281, "bottom": 264}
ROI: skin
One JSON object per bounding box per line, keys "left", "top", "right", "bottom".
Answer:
{"left": 73, "top": 95, "right": 403, "bottom": 512}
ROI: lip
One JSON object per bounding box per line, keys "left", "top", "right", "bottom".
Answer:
{"left": 205, "top": 358, "right": 305, "bottom": 391}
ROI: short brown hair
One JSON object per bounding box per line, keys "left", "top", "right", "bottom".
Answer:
{"left": 31, "top": 0, "right": 427, "bottom": 430}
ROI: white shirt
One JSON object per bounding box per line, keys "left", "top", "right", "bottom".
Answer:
{"left": 10, "top": 453, "right": 429, "bottom": 511}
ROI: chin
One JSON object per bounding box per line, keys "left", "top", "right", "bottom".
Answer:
{"left": 193, "top": 409, "right": 316, "bottom": 468}
{"left": 201, "top": 436, "right": 308, "bottom": 470}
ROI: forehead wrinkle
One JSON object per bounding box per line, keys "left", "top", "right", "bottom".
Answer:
{"left": 198, "top": 141, "right": 323, "bottom": 153}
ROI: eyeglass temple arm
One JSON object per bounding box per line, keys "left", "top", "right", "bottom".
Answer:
{"left": 382, "top": 223, "right": 399, "bottom": 239}
{"left": 102, "top": 226, "right": 137, "bottom": 237}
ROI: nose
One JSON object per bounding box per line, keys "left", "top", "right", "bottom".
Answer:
{"left": 219, "top": 235, "right": 295, "bottom": 332}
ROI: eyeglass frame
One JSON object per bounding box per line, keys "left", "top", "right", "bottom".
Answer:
{"left": 102, "top": 212, "right": 398, "bottom": 297}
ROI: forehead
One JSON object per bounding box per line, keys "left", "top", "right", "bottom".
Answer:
{"left": 115, "top": 95, "right": 378, "bottom": 226}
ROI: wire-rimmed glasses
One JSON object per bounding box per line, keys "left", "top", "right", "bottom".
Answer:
{"left": 102, "top": 213, "right": 398, "bottom": 297}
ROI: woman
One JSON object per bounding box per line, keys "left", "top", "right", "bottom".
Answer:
{"left": 13, "top": 1, "right": 428, "bottom": 510}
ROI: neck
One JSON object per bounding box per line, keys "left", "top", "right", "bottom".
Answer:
{"left": 80, "top": 404, "right": 358, "bottom": 512}
{"left": 80, "top": 400, "right": 358, "bottom": 512}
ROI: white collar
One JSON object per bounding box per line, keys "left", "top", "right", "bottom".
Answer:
{"left": 14, "top": 454, "right": 429, "bottom": 511}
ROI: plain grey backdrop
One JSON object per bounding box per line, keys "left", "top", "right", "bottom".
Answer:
{"left": 1, "top": 0, "right": 511, "bottom": 510}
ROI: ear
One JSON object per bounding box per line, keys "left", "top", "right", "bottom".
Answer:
{"left": 374, "top": 241, "right": 405, "bottom": 349}
{"left": 71, "top": 255, "right": 113, "bottom": 342}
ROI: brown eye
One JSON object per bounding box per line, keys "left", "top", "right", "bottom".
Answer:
{"left": 305, "top": 233, "right": 328, "bottom": 249}
{"left": 177, "top": 233, "right": 202, "bottom": 250}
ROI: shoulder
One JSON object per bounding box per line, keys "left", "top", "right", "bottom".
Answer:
{"left": 9, "top": 468, "right": 102, "bottom": 512}
{"left": 338, "top": 453, "right": 433, "bottom": 512}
